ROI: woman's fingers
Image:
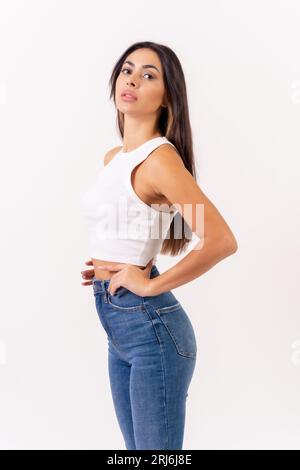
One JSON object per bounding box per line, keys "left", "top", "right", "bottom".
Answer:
{"left": 80, "top": 260, "right": 94, "bottom": 285}
{"left": 81, "top": 269, "right": 94, "bottom": 279}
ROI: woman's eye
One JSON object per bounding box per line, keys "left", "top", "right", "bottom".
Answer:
{"left": 121, "top": 68, "right": 154, "bottom": 80}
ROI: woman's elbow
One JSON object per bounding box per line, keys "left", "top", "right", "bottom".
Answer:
{"left": 223, "top": 234, "right": 238, "bottom": 254}
{"left": 202, "top": 231, "right": 238, "bottom": 257}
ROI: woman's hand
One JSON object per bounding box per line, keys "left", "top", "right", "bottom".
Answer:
{"left": 95, "top": 258, "right": 155, "bottom": 297}
{"left": 81, "top": 259, "right": 95, "bottom": 286}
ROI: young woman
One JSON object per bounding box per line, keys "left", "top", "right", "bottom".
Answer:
{"left": 80, "top": 41, "right": 238, "bottom": 450}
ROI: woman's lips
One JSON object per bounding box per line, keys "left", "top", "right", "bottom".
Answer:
{"left": 121, "top": 94, "right": 138, "bottom": 102}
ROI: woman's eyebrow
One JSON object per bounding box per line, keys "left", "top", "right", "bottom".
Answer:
{"left": 123, "top": 60, "right": 160, "bottom": 73}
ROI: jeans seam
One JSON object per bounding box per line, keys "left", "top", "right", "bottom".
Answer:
{"left": 143, "top": 302, "right": 169, "bottom": 449}
{"left": 156, "top": 302, "right": 181, "bottom": 314}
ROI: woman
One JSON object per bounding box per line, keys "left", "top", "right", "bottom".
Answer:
{"left": 80, "top": 41, "right": 238, "bottom": 450}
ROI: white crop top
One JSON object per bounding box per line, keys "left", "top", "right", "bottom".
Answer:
{"left": 80, "top": 136, "right": 178, "bottom": 266}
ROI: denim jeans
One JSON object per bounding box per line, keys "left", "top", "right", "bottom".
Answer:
{"left": 92, "top": 264, "right": 197, "bottom": 450}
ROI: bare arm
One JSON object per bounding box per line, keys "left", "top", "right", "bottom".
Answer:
{"left": 146, "top": 147, "right": 238, "bottom": 296}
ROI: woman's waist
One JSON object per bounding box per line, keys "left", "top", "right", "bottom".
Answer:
{"left": 92, "top": 258, "right": 146, "bottom": 280}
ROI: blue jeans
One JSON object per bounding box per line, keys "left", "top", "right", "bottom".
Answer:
{"left": 92, "top": 264, "right": 197, "bottom": 450}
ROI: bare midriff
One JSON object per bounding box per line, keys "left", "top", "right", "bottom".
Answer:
{"left": 92, "top": 258, "right": 145, "bottom": 280}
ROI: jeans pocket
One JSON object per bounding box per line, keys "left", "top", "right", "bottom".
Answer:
{"left": 155, "top": 302, "right": 197, "bottom": 359}
{"left": 107, "top": 289, "right": 145, "bottom": 312}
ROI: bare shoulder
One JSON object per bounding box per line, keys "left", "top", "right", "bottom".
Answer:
{"left": 103, "top": 145, "right": 123, "bottom": 166}
{"left": 146, "top": 142, "right": 185, "bottom": 173}
{"left": 145, "top": 142, "right": 192, "bottom": 197}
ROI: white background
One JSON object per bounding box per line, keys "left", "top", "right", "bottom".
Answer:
{"left": 0, "top": 0, "right": 299, "bottom": 450}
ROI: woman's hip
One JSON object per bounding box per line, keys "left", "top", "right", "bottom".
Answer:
{"left": 92, "top": 265, "right": 197, "bottom": 362}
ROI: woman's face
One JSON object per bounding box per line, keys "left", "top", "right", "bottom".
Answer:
{"left": 115, "top": 48, "right": 167, "bottom": 117}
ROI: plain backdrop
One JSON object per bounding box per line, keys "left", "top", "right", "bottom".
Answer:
{"left": 0, "top": 0, "right": 299, "bottom": 450}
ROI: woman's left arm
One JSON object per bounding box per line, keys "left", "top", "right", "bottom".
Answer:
{"left": 147, "top": 147, "right": 238, "bottom": 296}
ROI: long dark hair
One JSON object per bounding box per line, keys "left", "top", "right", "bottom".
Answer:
{"left": 109, "top": 41, "right": 198, "bottom": 257}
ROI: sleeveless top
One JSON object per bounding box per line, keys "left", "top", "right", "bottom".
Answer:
{"left": 80, "top": 136, "right": 178, "bottom": 266}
